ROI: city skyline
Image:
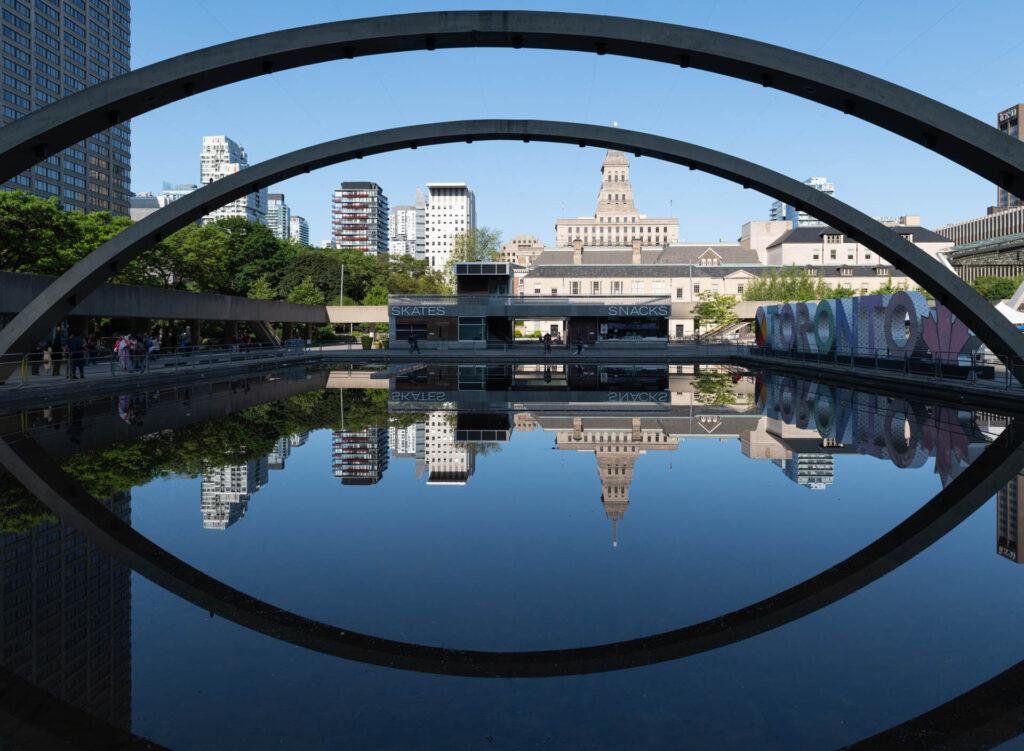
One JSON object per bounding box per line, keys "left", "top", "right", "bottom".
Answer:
{"left": 126, "top": 1, "right": 1022, "bottom": 248}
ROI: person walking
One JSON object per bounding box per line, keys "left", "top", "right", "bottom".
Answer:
{"left": 42, "top": 344, "right": 52, "bottom": 375}
{"left": 575, "top": 339, "right": 585, "bottom": 355}
{"left": 116, "top": 334, "right": 131, "bottom": 371}
{"left": 408, "top": 332, "right": 421, "bottom": 354}
{"left": 179, "top": 326, "right": 192, "bottom": 356}
{"left": 543, "top": 332, "right": 552, "bottom": 354}
{"left": 67, "top": 332, "right": 85, "bottom": 379}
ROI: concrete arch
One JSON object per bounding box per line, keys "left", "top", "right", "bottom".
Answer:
{"left": 1, "top": 11, "right": 1022, "bottom": 194}
{"left": 2, "top": 416, "right": 1021, "bottom": 679}
{"left": 2, "top": 120, "right": 1023, "bottom": 379}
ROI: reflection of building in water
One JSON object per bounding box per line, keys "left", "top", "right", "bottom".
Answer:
{"left": 290, "top": 432, "right": 309, "bottom": 448}
{"left": 332, "top": 428, "right": 390, "bottom": 485}
{"left": 555, "top": 417, "right": 678, "bottom": 545}
{"left": 267, "top": 437, "right": 291, "bottom": 470}
{"left": 425, "top": 411, "right": 475, "bottom": 485}
{"left": 998, "top": 473, "right": 1024, "bottom": 563}
{"left": 0, "top": 492, "right": 132, "bottom": 730}
{"left": 390, "top": 423, "right": 427, "bottom": 480}
{"left": 771, "top": 453, "right": 835, "bottom": 490}
{"left": 201, "top": 458, "right": 269, "bottom": 529}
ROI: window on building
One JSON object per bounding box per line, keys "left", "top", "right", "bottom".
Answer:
{"left": 591, "top": 281, "right": 601, "bottom": 295}
{"left": 570, "top": 281, "right": 580, "bottom": 295}
{"left": 876, "top": 267, "right": 890, "bottom": 276}
{"left": 653, "top": 281, "right": 666, "bottom": 294}
{"left": 830, "top": 249, "right": 837, "bottom": 259}
{"left": 631, "top": 281, "right": 643, "bottom": 295}
{"left": 839, "top": 267, "right": 853, "bottom": 276}
{"left": 737, "top": 283, "right": 745, "bottom": 294}
{"left": 693, "top": 284, "right": 700, "bottom": 295}
{"left": 533, "top": 284, "right": 540, "bottom": 294}
{"left": 675, "top": 287, "right": 683, "bottom": 299}
{"left": 395, "top": 322, "right": 428, "bottom": 340}
{"left": 861, "top": 283, "right": 869, "bottom": 292}
{"left": 458, "top": 317, "right": 487, "bottom": 341}
{"left": 712, "top": 284, "right": 719, "bottom": 294}
{"left": 550, "top": 288, "right": 557, "bottom": 296}
{"left": 847, "top": 251, "right": 854, "bottom": 260}
{"left": 812, "top": 252, "right": 819, "bottom": 260}
{"left": 611, "top": 281, "right": 622, "bottom": 294}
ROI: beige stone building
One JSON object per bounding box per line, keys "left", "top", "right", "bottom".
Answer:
{"left": 555, "top": 150, "right": 679, "bottom": 248}
{"left": 763, "top": 216, "right": 951, "bottom": 266}
{"left": 500, "top": 234, "right": 546, "bottom": 266}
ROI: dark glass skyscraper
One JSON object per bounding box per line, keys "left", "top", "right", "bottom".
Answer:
{"left": 0, "top": 0, "right": 131, "bottom": 215}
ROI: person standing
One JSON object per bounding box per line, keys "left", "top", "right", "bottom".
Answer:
{"left": 86, "top": 333, "right": 98, "bottom": 365}
{"left": 408, "top": 332, "right": 421, "bottom": 354}
{"left": 67, "top": 332, "right": 85, "bottom": 379}
{"left": 543, "top": 332, "right": 552, "bottom": 354}
{"left": 179, "top": 326, "right": 192, "bottom": 355}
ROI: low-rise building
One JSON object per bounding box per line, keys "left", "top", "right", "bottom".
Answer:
{"left": 500, "top": 234, "right": 546, "bottom": 266}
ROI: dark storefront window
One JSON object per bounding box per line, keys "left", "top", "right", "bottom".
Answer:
{"left": 458, "top": 317, "right": 487, "bottom": 341}
{"left": 599, "top": 318, "right": 667, "bottom": 340}
{"left": 395, "top": 323, "right": 428, "bottom": 340}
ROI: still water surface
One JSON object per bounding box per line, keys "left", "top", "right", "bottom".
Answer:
{"left": 1, "top": 364, "right": 1023, "bottom": 749}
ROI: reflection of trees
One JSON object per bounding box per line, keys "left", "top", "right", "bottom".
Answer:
{"left": 59, "top": 391, "right": 344, "bottom": 499}
{"left": 341, "top": 389, "right": 424, "bottom": 431}
{"left": 694, "top": 371, "right": 739, "bottom": 406}
{"left": 0, "top": 476, "right": 56, "bottom": 533}
{"left": 463, "top": 442, "right": 502, "bottom": 458}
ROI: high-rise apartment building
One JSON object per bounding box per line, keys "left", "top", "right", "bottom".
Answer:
{"left": 769, "top": 177, "right": 834, "bottom": 227}
{"left": 423, "top": 411, "right": 475, "bottom": 485}
{"left": 555, "top": 151, "right": 677, "bottom": 247}
{"left": 772, "top": 453, "right": 834, "bottom": 490}
{"left": 267, "top": 437, "right": 291, "bottom": 471}
{"left": 998, "top": 472, "right": 1024, "bottom": 562}
{"left": 289, "top": 215, "right": 310, "bottom": 245}
{"left": 200, "top": 458, "right": 269, "bottom": 530}
{"left": 0, "top": 493, "right": 132, "bottom": 727}
{"left": 332, "top": 427, "right": 390, "bottom": 484}
{"left": 997, "top": 105, "right": 1023, "bottom": 210}
{"left": 266, "top": 193, "right": 291, "bottom": 240}
{"left": 0, "top": 0, "right": 131, "bottom": 215}
{"left": 389, "top": 204, "right": 417, "bottom": 256}
{"left": 331, "top": 182, "right": 389, "bottom": 253}
{"left": 425, "top": 183, "right": 475, "bottom": 270}
{"left": 414, "top": 187, "right": 427, "bottom": 260}
{"left": 200, "top": 135, "right": 267, "bottom": 225}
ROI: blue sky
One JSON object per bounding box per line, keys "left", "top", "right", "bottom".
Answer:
{"left": 129, "top": 1, "right": 1022, "bottom": 247}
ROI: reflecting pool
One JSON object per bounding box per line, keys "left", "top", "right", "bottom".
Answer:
{"left": 1, "top": 363, "right": 1024, "bottom": 749}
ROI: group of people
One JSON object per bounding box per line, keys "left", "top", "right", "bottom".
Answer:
{"left": 113, "top": 331, "right": 161, "bottom": 372}
{"left": 30, "top": 332, "right": 100, "bottom": 378}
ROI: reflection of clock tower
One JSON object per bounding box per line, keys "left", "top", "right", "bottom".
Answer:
{"left": 557, "top": 418, "right": 678, "bottom": 546}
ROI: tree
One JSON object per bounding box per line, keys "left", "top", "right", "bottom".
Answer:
{"left": 743, "top": 267, "right": 847, "bottom": 302}
{"left": 247, "top": 275, "right": 276, "bottom": 300}
{"left": 361, "top": 285, "right": 389, "bottom": 306}
{"left": 286, "top": 276, "right": 326, "bottom": 305}
{"left": 279, "top": 249, "right": 345, "bottom": 303}
{"left": 693, "top": 291, "right": 738, "bottom": 334}
{"left": 972, "top": 274, "right": 1024, "bottom": 301}
{"left": 446, "top": 227, "right": 502, "bottom": 274}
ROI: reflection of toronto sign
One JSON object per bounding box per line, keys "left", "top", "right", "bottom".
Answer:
{"left": 391, "top": 305, "right": 447, "bottom": 316}
{"left": 389, "top": 391, "right": 449, "bottom": 401}
{"left": 754, "top": 291, "right": 977, "bottom": 363}
{"left": 755, "top": 373, "right": 980, "bottom": 483}
{"left": 607, "top": 305, "right": 669, "bottom": 317}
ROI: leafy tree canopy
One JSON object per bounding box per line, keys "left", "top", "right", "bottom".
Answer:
{"left": 445, "top": 227, "right": 502, "bottom": 274}
{"left": 972, "top": 274, "right": 1024, "bottom": 301}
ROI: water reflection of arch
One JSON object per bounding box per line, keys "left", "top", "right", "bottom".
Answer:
{"left": 2, "top": 120, "right": 1023, "bottom": 382}
{"left": 1, "top": 421, "right": 1021, "bottom": 678}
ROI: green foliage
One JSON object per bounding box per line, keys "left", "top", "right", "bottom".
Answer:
{"left": 0, "top": 476, "right": 57, "bottom": 533}
{"left": 287, "top": 276, "right": 326, "bottom": 305}
{"left": 361, "top": 285, "right": 389, "bottom": 306}
{"left": 445, "top": 226, "right": 502, "bottom": 274}
{"left": 874, "top": 278, "right": 910, "bottom": 296}
{"left": 742, "top": 267, "right": 871, "bottom": 302}
{"left": 0, "top": 192, "right": 132, "bottom": 277}
{"left": 972, "top": 274, "right": 1024, "bottom": 301}
{"left": 60, "top": 390, "right": 343, "bottom": 498}
{"left": 693, "top": 370, "right": 739, "bottom": 406}
{"left": 341, "top": 388, "right": 423, "bottom": 431}
{"left": 828, "top": 286, "right": 858, "bottom": 298}
{"left": 693, "top": 292, "right": 739, "bottom": 332}
{"left": 247, "top": 275, "right": 276, "bottom": 300}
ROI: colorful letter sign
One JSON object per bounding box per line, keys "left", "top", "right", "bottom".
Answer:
{"left": 755, "top": 291, "right": 977, "bottom": 363}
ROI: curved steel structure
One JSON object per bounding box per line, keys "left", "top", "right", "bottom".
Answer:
{"left": 1, "top": 11, "right": 1022, "bottom": 193}
{"left": 2, "top": 120, "right": 1023, "bottom": 378}
{"left": 2, "top": 420, "right": 1021, "bottom": 678}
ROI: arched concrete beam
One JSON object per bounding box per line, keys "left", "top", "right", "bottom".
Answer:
{"left": 1, "top": 11, "right": 1022, "bottom": 195}
{"left": 2, "top": 418, "right": 1021, "bottom": 678}
{"left": 2, "top": 120, "right": 1023, "bottom": 380}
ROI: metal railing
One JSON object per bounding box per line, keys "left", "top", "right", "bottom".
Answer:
{"left": 387, "top": 294, "right": 671, "bottom": 307}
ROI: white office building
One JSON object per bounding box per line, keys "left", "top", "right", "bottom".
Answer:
{"left": 389, "top": 204, "right": 418, "bottom": 256}
{"left": 200, "top": 458, "right": 269, "bottom": 530}
{"left": 200, "top": 135, "right": 267, "bottom": 225}
{"left": 290, "top": 215, "right": 310, "bottom": 245}
{"left": 769, "top": 177, "right": 835, "bottom": 227}
{"left": 266, "top": 193, "right": 291, "bottom": 240}
{"left": 425, "top": 183, "right": 476, "bottom": 271}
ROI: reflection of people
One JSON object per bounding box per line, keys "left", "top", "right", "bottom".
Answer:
{"left": 543, "top": 366, "right": 552, "bottom": 383}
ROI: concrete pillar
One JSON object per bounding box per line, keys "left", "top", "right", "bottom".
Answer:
{"left": 305, "top": 323, "right": 313, "bottom": 342}
{"left": 282, "top": 322, "right": 294, "bottom": 340}
{"left": 225, "top": 320, "right": 238, "bottom": 341}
